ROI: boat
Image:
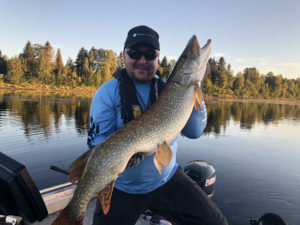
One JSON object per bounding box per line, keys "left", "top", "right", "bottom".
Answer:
{"left": 0, "top": 152, "right": 287, "bottom": 225}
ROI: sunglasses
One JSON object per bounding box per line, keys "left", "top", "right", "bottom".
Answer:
{"left": 126, "top": 49, "right": 158, "bottom": 60}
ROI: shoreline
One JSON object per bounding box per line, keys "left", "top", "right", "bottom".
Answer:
{"left": 0, "top": 85, "right": 97, "bottom": 96}
{"left": 1, "top": 85, "right": 300, "bottom": 104}
{"left": 204, "top": 96, "right": 300, "bottom": 105}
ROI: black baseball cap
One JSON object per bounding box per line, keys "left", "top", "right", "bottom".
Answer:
{"left": 124, "top": 25, "right": 160, "bottom": 50}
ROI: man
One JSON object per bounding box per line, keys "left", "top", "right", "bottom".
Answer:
{"left": 87, "top": 25, "right": 228, "bottom": 225}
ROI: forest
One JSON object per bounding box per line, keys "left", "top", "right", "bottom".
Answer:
{"left": 0, "top": 41, "right": 299, "bottom": 99}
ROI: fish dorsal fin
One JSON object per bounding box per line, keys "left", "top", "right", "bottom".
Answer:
{"left": 97, "top": 180, "right": 116, "bottom": 215}
{"left": 69, "top": 149, "right": 92, "bottom": 184}
{"left": 154, "top": 142, "right": 173, "bottom": 174}
{"left": 194, "top": 83, "right": 203, "bottom": 112}
{"left": 133, "top": 104, "right": 142, "bottom": 119}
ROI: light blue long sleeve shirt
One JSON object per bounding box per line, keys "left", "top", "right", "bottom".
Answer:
{"left": 88, "top": 78, "right": 207, "bottom": 194}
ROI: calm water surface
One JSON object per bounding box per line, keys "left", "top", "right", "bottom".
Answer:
{"left": 0, "top": 91, "right": 300, "bottom": 225}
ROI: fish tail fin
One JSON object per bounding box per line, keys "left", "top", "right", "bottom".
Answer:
{"left": 52, "top": 207, "right": 83, "bottom": 225}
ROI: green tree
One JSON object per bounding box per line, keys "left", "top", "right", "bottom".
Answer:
{"left": 65, "top": 58, "right": 81, "bottom": 87}
{"left": 88, "top": 47, "right": 96, "bottom": 71}
{"left": 35, "top": 43, "right": 55, "bottom": 84}
{"left": 82, "top": 57, "right": 93, "bottom": 85}
{"left": 208, "top": 58, "right": 218, "bottom": 85}
{"left": 0, "top": 51, "right": 8, "bottom": 75}
{"left": 116, "top": 51, "right": 124, "bottom": 72}
{"left": 243, "top": 67, "right": 260, "bottom": 98}
{"left": 243, "top": 67, "right": 260, "bottom": 86}
{"left": 94, "top": 49, "right": 117, "bottom": 85}
{"left": 20, "top": 41, "right": 36, "bottom": 80}
{"left": 287, "top": 79, "right": 296, "bottom": 98}
{"left": 226, "top": 64, "right": 234, "bottom": 89}
{"left": 273, "top": 75, "right": 283, "bottom": 97}
{"left": 75, "top": 47, "right": 88, "bottom": 80}
{"left": 233, "top": 72, "right": 245, "bottom": 97}
{"left": 216, "top": 57, "right": 228, "bottom": 91}
{"left": 54, "top": 49, "right": 64, "bottom": 85}
{"left": 160, "top": 56, "right": 173, "bottom": 80}
{"left": 296, "top": 78, "right": 300, "bottom": 97}
{"left": 6, "top": 57, "right": 24, "bottom": 84}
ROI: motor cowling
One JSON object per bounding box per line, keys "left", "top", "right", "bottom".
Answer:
{"left": 184, "top": 160, "right": 216, "bottom": 198}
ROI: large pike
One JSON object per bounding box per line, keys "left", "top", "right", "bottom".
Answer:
{"left": 52, "top": 35, "right": 211, "bottom": 225}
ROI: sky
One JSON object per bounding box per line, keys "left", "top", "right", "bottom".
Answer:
{"left": 1, "top": 0, "right": 300, "bottom": 79}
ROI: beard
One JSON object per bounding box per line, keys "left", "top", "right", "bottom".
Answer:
{"left": 131, "top": 72, "right": 152, "bottom": 84}
{"left": 129, "top": 64, "right": 155, "bottom": 84}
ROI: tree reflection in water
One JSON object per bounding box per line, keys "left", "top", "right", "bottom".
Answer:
{"left": 1, "top": 91, "right": 300, "bottom": 138}
{"left": 0, "top": 91, "right": 91, "bottom": 139}
{"left": 203, "top": 101, "right": 299, "bottom": 134}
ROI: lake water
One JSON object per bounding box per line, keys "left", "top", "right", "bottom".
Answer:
{"left": 0, "top": 91, "right": 300, "bottom": 225}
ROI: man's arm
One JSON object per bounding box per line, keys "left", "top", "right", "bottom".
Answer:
{"left": 181, "top": 87, "right": 207, "bottom": 139}
{"left": 87, "top": 80, "right": 118, "bottom": 149}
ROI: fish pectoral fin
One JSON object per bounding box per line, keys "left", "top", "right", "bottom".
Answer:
{"left": 133, "top": 105, "right": 143, "bottom": 119}
{"left": 154, "top": 142, "right": 173, "bottom": 174}
{"left": 69, "top": 149, "right": 92, "bottom": 184}
{"left": 194, "top": 83, "right": 203, "bottom": 112}
{"left": 97, "top": 180, "right": 116, "bottom": 215}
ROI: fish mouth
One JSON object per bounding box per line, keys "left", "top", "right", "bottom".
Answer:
{"left": 185, "top": 36, "right": 211, "bottom": 59}
{"left": 185, "top": 35, "right": 201, "bottom": 58}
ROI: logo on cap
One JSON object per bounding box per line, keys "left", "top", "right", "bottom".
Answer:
{"left": 132, "top": 33, "right": 155, "bottom": 38}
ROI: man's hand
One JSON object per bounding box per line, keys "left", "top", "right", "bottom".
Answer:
{"left": 126, "top": 152, "right": 145, "bottom": 168}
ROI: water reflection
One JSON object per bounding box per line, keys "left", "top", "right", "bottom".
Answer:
{"left": 205, "top": 101, "right": 300, "bottom": 134}
{"left": 0, "top": 91, "right": 91, "bottom": 139}
{"left": 1, "top": 92, "right": 300, "bottom": 139}
{"left": 1, "top": 91, "right": 300, "bottom": 224}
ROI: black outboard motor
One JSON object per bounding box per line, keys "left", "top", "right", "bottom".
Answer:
{"left": 0, "top": 152, "right": 48, "bottom": 224}
{"left": 140, "top": 160, "right": 217, "bottom": 225}
{"left": 184, "top": 160, "right": 216, "bottom": 198}
{"left": 250, "top": 213, "right": 288, "bottom": 225}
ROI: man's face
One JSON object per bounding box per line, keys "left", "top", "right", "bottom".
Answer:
{"left": 123, "top": 44, "right": 159, "bottom": 84}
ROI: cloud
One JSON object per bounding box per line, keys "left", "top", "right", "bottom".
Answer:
{"left": 278, "top": 62, "right": 300, "bottom": 67}
{"left": 258, "top": 61, "right": 267, "bottom": 65}
{"left": 235, "top": 58, "right": 244, "bottom": 62}
{"left": 214, "top": 53, "right": 225, "bottom": 57}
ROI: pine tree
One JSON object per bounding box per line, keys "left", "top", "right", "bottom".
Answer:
{"left": 226, "top": 64, "right": 234, "bottom": 89}
{"left": 54, "top": 49, "right": 64, "bottom": 85}
{"left": 216, "top": 57, "right": 228, "bottom": 90}
{"left": 160, "top": 56, "right": 173, "bottom": 80}
{"left": 75, "top": 47, "right": 88, "bottom": 80}
{"left": 208, "top": 58, "right": 218, "bottom": 85}
{"left": 0, "top": 51, "right": 8, "bottom": 75}
{"left": 20, "top": 41, "right": 36, "bottom": 80}
{"left": 82, "top": 57, "right": 93, "bottom": 85}
{"left": 116, "top": 51, "right": 124, "bottom": 72}
{"left": 88, "top": 47, "right": 96, "bottom": 72}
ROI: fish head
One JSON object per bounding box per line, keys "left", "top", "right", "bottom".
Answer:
{"left": 167, "top": 35, "right": 211, "bottom": 86}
